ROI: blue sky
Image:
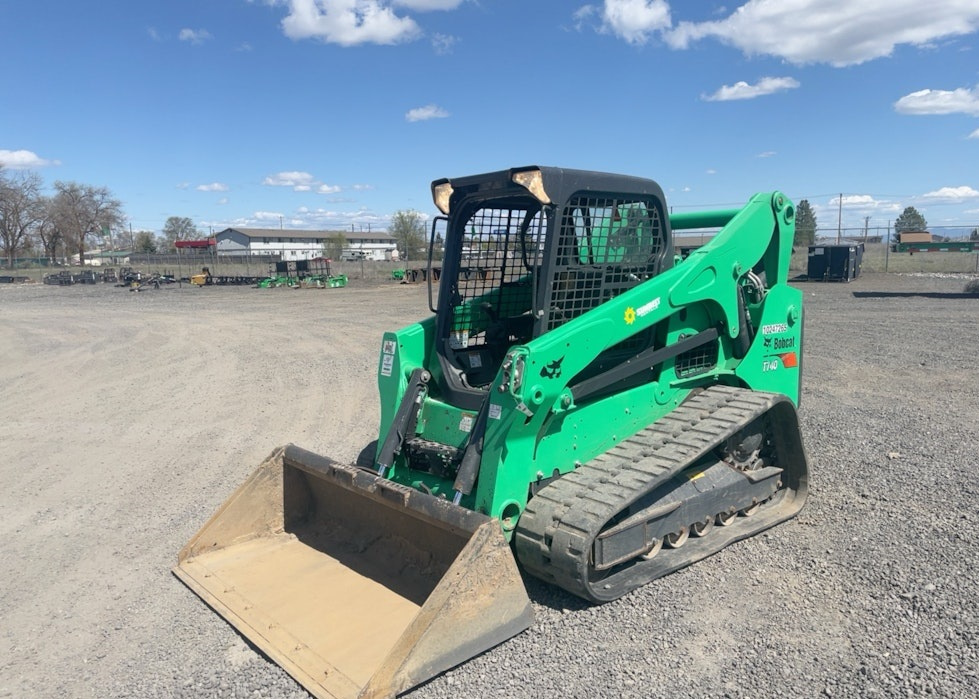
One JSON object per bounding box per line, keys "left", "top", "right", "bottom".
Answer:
{"left": 2, "top": 0, "right": 979, "bottom": 238}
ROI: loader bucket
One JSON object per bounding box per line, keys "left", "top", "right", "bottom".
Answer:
{"left": 174, "top": 444, "right": 534, "bottom": 699}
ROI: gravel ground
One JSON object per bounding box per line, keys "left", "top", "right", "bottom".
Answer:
{"left": 1, "top": 272, "right": 977, "bottom": 699}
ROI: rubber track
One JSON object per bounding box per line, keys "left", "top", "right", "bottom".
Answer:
{"left": 514, "top": 385, "right": 791, "bottom": 602}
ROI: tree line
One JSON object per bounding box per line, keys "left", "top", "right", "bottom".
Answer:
{"left": 0, "top": 170, "right": 125, "bottom": 267}
{"left": 792, "top": 200, "right": 933, "bottom": 248}
{"left": 4, "top": 166, "right": 956, "bottom": 270}
{"left": 0, "top": 168, "right": 211, "bottom": 268}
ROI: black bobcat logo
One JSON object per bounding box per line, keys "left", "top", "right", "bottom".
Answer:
{"left": 541, "top": 356, "right": 565, "bottom": 379}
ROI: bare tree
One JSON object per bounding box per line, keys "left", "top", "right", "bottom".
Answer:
{"left": 322, "top": 232, "right": 347, "bottom": 260}
{"left": 0, "top": 169, "right": 44, "bottom": 267}
{"left": 50, "top": 181, "right": 124, "bottom": 265}
{"left": 33, "top": 196, "right": 66, "bottom": 263}
{"left": 389, "top": 210, "right": 427, "bottom": 262}
{"left": 161, "top": 216, "right": 198, "bottom": 252}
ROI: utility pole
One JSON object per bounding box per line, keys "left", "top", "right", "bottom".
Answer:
{"left": 837, "top": 193, "right": 843, "bottom": 244}
{"left": 885, "top": 221, "right": 891, "bottom": 272}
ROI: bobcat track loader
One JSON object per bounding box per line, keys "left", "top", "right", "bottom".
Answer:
{"left": 175, "top": 166, "right": 808, "bottom": 698}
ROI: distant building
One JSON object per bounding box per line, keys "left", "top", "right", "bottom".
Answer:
{"left": 77, "top": 250, "right": 131, "bottom": 266}
{"left": 213, "top": 228, "right": 397, "bottom": 261}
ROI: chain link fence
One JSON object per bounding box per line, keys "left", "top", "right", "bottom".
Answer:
{"left": 799, "top": 225, "right": 979, "bottom": 275}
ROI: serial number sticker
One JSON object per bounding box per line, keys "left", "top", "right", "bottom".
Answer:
{"left": 382, "top": 339, "right": 397, "bottom": 354}
{"left": 459, "top": 413, "right": 475, "bottom": 433}
{"left": 469, "top": 353, "right": 482, "bottom": 368}
{"left": 489, "top": 403, "right": 502, "bottom": 420}
{"left": 380, "top": 353, "right": 394, "bottom": 376}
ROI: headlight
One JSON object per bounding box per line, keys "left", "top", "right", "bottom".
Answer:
{"left": 512, "top": 169, "right": 551, "bottom": 204}
{"left": 433, "top": 182, "right": 454, "bottom": 215}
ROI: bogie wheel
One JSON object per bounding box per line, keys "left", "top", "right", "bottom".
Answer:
{"left": 691, "top": 517, "right": 714, "bottom": 537}
{"left": 716, "top": 510, "right": 738, "bottom": 527}
{"left": 664, "top": 526, "right": 689, "bottom": 549}
{"left": 741, "top": 500, "right": 761, "bottom": 517}
{"left": 641, "top": 537, "right": 663, "bottom": 560}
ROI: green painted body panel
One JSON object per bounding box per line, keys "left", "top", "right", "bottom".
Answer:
{"left": 368, "top": 183, "right": 802, "bottom": 538}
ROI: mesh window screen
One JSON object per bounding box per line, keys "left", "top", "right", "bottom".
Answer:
{"left": 542, "top": 195, "right": 665, "bottom": 332}
{"left": 448, "top": 206, "right": 546, "bottom": 350}
{"left": 675, "top": 336, "right": 719, "bottom": 378}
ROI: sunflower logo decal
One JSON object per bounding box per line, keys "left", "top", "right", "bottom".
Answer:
{"left": 624, "top": 307, "right": 636, "bottom": 325}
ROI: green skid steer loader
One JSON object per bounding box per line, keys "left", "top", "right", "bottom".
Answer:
{"left": 175, "top": 166, "right": 808, "bottom": 699}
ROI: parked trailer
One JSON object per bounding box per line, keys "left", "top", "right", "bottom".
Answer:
{"left": 890, "top": 241, "right": 979, "bottom": 254}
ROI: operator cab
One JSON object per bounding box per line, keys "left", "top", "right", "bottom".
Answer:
{"left": 430, "top": 166, "right": 674, "bottom": 410}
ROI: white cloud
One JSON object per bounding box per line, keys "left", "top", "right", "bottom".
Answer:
{"left": 970, "top": 128, "right": 979, "bottom": 139}
{"left": 894, "top": 86, "right": 979, "bottom": 116}
{"left": 431, "top": 32, "right": 457, "bottom": 54}
{"left": 147, "top": 27, "right": 162, "bottom": 42}
{"left": 254, "top": 210, "right": 287, "bottom": 221}
{"left": 262, "top": 170, "right": 348, "bottom": 194}
{"left": 263, "top": 171, "right": 317, "bottom": 187}
{"left": 281, "top": 0, "right": 421, "bottom": 46}
{"left": 815, "top": 195, "right": 902, "bottom": 225}
{"left": 834, "top": 194, "right": 879, "bottom": 207}
{"left": 393, "top": 0, "right": 463, "bottom": 9}
{"left": 406, "top": 104, "right": 449, "bottom": 121}
{"left": 702, "top": 76, "right": 800, "bottom": 101}
{"left": 662, "top": 1, "right": 979, "bottom": 66}
{"left": 217, "top": 197, "right": 229, "bottom": 205}
{"left": 921, "top": 186, "right": 979, "bottom": 202}
{"left": 600, "top": 0, "right": 671, "bottom": 44}
{"left": 196, "top": 182, "right": 229, "bottom": 192}
{"left": 0, "top": 149, "right": 59, "bottom": 169}
{"left": 756, "top": 151, "right": 777, "bottom": 158}
{"left": 572, "top": 5, "right": 597, "bottom": 32}
{"left": 828, "top": 195, "right": 900, "bottom": 215}
{"left": 352, "top": 183, "right": 374, "bottom": 190}
{"left": 218, "top": 206, "right": 388, "bottom": 230}
{"left": 176, "top": 182, "right": 190, "bottom": 190}
{"left": 179, "top": 28, "right": 213, "bottom": 44}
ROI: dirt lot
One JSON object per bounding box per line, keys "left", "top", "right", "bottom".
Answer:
{"left": 1, "top": 273, "right": 977, "bottom": 698}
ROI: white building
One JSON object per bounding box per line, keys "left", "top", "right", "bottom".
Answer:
{"left": 214, "top": 228, "right": 397, "bottom": 261}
